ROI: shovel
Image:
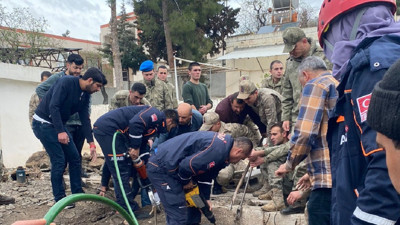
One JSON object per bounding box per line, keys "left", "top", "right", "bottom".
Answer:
{"left": 229, "top": 162, "right": 250, "bottom": 210}
{"left": 235, "top": 166, "right": 253, "bottom": 221}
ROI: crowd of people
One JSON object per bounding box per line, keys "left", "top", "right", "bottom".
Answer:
{"left": 9, "top": 1, "right": 400, "bottom": 225}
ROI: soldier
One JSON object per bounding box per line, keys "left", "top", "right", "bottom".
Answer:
{"left": 29, "top": 71, "right": 52, "bottom": 126}
{"left": 280, "top": 27, "right": 332, "bottom": 132}
{"left": 109, "top": 82, "right": 150, "bottom": 111}
{"left": 261, "top": 60, "right": 284, "bottom": 94}
{"left": 157, "top": 65, "right": 178, "bottom": 109}
{"left": 139, "top": 60, "right": 174, "bottom": 111}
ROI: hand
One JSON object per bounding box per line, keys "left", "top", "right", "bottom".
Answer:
{"left": 296, "top": 173, "right": 311, "bottom": 191}
{"left": 282, "top": 121, "right": 290, "bottom": 132}
{"left": 248, "top": 149, "right": 260, "bottom": 162}
{"left": 183, "top": 180, "right": 194, "bottom": 190}
{"left": 275, "top": 163, "right": 289, "bottom": 177}
{"left": 98, "top": 186, "right": 107, "bottom": 197}
{"left": 89, "top": 142, "right": 97, "bottom": 162}
{"left": 207, "top": 200, "right": 212, "bottom": 211}
{"left": 58, "top": 132, "right": 69, "bottom": 145}
{"left": 250, "top": 156, "right": 264, "bottom": 167}
{"left": 287, "top": 191, "right": 302, "bottom": 205}
{"left": 148, "top": 139, "right": 153, "bottom": 148}
{"left": 199, "top": 105, "right": 207, "bottom": 114}
{"left": 128, "top": 148, "right": 139, "bottom": 160}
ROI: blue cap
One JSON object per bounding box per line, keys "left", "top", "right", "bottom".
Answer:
{"left": 140, "top": 60, "right": 154, "bottom": 72}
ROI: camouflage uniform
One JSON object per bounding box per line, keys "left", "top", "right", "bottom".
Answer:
{"left": 159, "top": 78, "right": 178, "bottom": 109}
{"left": 281, "top": 38, "right": 332, "bottom": 125}
{"left": 141, "top": 78, "right": 174, "bottom": 111}
{"left": 29, "top": 92, "right": 40, "bottom": 127}
{"left": 261, "top": 76, "right": 283, "bottom": 95}
{"left": 109, "top": 90, "right": 150, "bottom": 111}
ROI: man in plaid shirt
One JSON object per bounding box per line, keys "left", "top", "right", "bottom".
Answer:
{"left": 276, "top": 56, "right": 338, "bottom": 225}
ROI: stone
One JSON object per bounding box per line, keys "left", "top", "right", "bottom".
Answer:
{"left": 25, "top": 151, "right": 50, "bottom": 169}
{"left": 88, "top": 158, "right": 104, "bottom": 169}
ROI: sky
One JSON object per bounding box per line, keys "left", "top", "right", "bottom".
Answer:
{"left": 0, "top": 0, "right": 323, "bottom": 42}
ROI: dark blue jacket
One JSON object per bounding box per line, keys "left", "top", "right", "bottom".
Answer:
{"left": 35, "top": 76, "right": 93, "bottom": 142}
{"left": 93, "top": 105, "right": 166, "bottom": 149}
{"left": 150, "top": 131, "right": 233, "bottom": 186}
{"left": 328, "top": 34, "right": 400, "bottom": 225}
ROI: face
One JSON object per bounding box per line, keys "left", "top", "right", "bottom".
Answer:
{"left": 189, "top": 66, "right": 202, "bottom": 81}
{"left": 129, "top": 91, "right": 145, "bottom": 105}
{"left": 178, "top": 110, "right": 192, "bottom": 125}
{"left": 290, "top": 39, "right": 309, "bottom": 59}
{"left": 376, "top": 132, "right": 400, "bottom": 194}
{"left": 231, "top": 99, "right": 245, "bottom": 115}
{"left": 41, "top": 76, "right": 50, "bottom": 82}
{"left": 166, "top": 118, "right": 177, "bottom": 132}
{"left": 243, "top": 91, "right": 257, "bottom": 106}
{"left": 66, "top": 62, "right": 83, "bottom": 76}
{"left": 84, "top": 79, "right": 102, "bottom": 94}
{"left": 157, "top": 68, "right": 168, "bottom": 81}
{"left": 209, "top": 122, "right": 221, "bottom": 132}
{"left": 229, "top": 147, "right": 247, "bottom": 164}
{"left": 270, "top": 126, "right": 286, "bottom": 146}
{"left": 142, "top": 70, "right": 155, "bottom": 81}
{"left": 270, "top": 63, "right": 284, "bottom": 80}
{"left": 298, "top": 72, "right": 307, "bottom": 87}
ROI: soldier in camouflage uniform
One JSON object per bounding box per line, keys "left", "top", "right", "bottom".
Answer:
{"left": 139, "top": 60, "right": 174, "bottom": 111}
{"left": 199, "top": 112, "right": 257, "bottom": 194}
{"left": 29, "top": 71, "right": 51, "bottom": 126}
{"left": 261, "top": 60, "right": 284, "bottom": 94}
{"left": 281, "top": 27, "right": 332, "bottom": 132}
{"left": 157, "top": 65, "right": 178, "bottom": 109}
{"left": 109, "top": 82, "right": 150, "bottom": 111}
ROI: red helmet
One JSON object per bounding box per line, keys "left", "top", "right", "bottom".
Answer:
{"left": 318, "top": 0, "right": 397, "bottom": 48}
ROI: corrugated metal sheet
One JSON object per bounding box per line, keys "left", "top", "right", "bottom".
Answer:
{"left": 216, "top": 44, "right": 288, "bottom": 60}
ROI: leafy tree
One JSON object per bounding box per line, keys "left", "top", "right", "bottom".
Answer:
{"left": 0, "top": 4, "right": 56, "bottom": 64}
{"left": 133, "top": 0, "right": 239, "bottom": 62}
{"left": 100, "top": 3, "right": 147, "bottom": 74}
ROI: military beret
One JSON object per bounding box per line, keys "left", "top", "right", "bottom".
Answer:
{"left": 140, "top": 60, "right": 154, "bottom": 72}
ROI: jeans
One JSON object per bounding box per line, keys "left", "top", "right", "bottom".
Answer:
{"left": 32, "top": 120, "right": 83, "bottom": 202}
{"left": 307, "top": 188, "right": 331, "bottom": 225}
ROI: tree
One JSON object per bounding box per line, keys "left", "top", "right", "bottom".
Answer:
{"left": 235, "top": 0, "right": 272, "bottom": 34}
{"left": 100, "top": 3, "right": 147, "bottom": 74}
{"left": 134, "top": 0, "right": 239, "bottom": 62}
{"left": 0, "top": 4, "right": 56, "bottom": 64}
{"left": 62, "top": 30, "right": 70, "bottom": 37}
{"left": 108, "top": 0, "right": 124, "bottom": 90}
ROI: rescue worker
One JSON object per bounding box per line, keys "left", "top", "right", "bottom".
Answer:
{"left": 147, "top": 132, "right": 253, "bottom": 225}
{"left": 261, "top": 60, "right": 284, "bottom": 94}
{"left": 109, "top": 82, "right": 150, "bottom": 110}
{"left": 157, "top": 65, "right": 178, "bottom": 108}
{"left": 318, "top": 0, "right": 400, "bottom": 223}
{"left": 93, "top": 106, "right": 173, "bottom": 218}
{"left": 139, "top": 60, "right": 174, "bottom": 111}
{"left": 280, "top": 27, "right": 332, "bottom": 133}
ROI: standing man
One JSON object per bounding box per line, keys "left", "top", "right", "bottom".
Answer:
{"left": 29, "top": 71, "right": 52, "bottom": 126}
{"left": 280, "top": 27, "right": 331, "bottom": 132}
{"left": 32, "top": 68, "right": 107, "bottom": 205}
{"left": 139, "top": 60, "right": 174, "bottom": 111}
{"left": 318, "top": 1, "right": 400, "bottom": 223}
{"left": 109, "top": 82, "right": 150, "bottom": 111}
{"left": 182, "top": 62, "right": 213, "bottom": 115}
{"left": 147, "top": 132, "right": 253, "bottom": 225}
{"left": 261, "top": 60, "right": 284, "bottom": 94}
{"left": 157, "top": 65, "right": 178, "bottom": 108}
{"left": 36, "top": 54, "right": 92, "bottom": 178}
{"left": 275, "top": 57, "right": 338, "bottom": 224}
{"left": 93, "top": 106, "right": 173, "bottom": 218}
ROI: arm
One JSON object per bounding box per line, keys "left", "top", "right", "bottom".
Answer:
{"left": 29, "top": 93, "right": 39, "bottom": 125}
{"left": 281, "top": 70, "right": 293, "bottom": 122}
{"left": 163, "top": 82, "right": 175, "bottom": 110}
{"left": 36, "top": 73, "right": 61, "bottom": 99}
{"left": 246, "top": 107, "right": 267, "bottom": 135}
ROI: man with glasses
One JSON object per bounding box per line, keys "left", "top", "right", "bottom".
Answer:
{"left": 182, "top": 62, "right": 213, "bottom": 115}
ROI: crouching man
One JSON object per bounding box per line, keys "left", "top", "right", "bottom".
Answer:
{"left": 147, "top": 132, "right": 253, "bottom": 225}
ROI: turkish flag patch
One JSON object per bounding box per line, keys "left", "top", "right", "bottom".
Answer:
{"left": 208, "top": 161, "right": 215, "bottom": 169}
{"left": 151, "top": 113, "right": 158, "bottom": 122}
{"left": 356, "top": 93, "right": 371, "bottom": 123}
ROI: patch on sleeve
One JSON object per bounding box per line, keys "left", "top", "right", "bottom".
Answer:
{"left": 208, "top": 161, "right": 215, "bottom": 169}
{"left": 356, "top": 93, "right": 371, "bottom": 122}
{"left": 151, "top": 113, "right": 158, "bottom": 122}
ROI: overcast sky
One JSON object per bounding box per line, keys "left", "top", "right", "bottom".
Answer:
{"left": 1, "top": 0, "right": 323, "bottom": 42}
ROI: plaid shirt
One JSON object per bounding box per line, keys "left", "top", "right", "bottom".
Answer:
{"left": 286, "top": 72, "right": 338, "bottom": 190}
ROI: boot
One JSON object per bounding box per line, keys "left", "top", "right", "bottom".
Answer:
{"left": 260, "top": 188, "right": 285, "bottom": 212}
{"left": 0, "top": 194, "right": 15, "bottom": 205}
{"left": 252, "top": 182, "right": 270, "bottom": 197}
{"left": 258, "top": 189, "right": 272, "bottom": 200}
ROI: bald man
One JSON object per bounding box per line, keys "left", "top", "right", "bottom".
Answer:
{"left": 151, "top": 103, "right": 203, "bottom": 151}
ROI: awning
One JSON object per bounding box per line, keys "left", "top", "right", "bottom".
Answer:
{"left": 216, "top": 44, "right": 287, "bottom": 60}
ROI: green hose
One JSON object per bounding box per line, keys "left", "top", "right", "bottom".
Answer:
{"left": 112, "top": 131, "right": 139, "bottom": 225}
{"left": 43, "top": 193, "right": 136, "bottom": 225}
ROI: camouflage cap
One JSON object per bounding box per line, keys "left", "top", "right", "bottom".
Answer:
{"left": 199, "top": 112, "right": 220, "bottom": 131}
{"left": 237, "top": 80, "right": 257, "bottom": 99}
{"left": 282, "top": 27, "right": 306, "bottom": 53}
